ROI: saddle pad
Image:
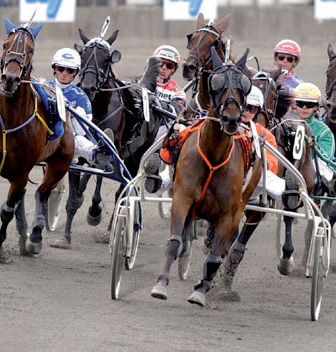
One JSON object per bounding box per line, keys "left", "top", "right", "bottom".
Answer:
{"left": 31, "top": 78, "right": 64, "bottom": 142}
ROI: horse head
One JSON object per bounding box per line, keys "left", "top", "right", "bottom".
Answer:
{"left": 251, "top": 68, "right": 281, "bottom": 128}
{"left": 76, "top": 19, "right": 121, "bottom": 101}
{"left": 207, "top": 47, "right": 251, "bottom": 135}
{"left": 325, "top": 44, "right": 336, "bottom": 123}
{"left": 1, "top": 17, "right": 42, "bottom": 95}
{"left": 183, "top": 12, "right": 231, "bottom": 80}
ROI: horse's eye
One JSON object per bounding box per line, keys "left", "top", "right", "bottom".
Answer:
{"left": 241, "top": 75, "right": 252, "bottom": 95}
{"left": 210, "top": 74, "right": 225, "bottom": 92}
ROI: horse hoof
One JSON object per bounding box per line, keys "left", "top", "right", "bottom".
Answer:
{"left": 18, "top": 234, "right": 29, "bottom": 256}
{"left": 25, "top": 236, "right": 42, "bottom": 255}
{"left": 87, "top": 212, "right": 102, "bottom": 226}
{"left": 50, "top": 236, "right": 71, "bottom": 250}
{"left": 278, "top": 256, "right": 295, "bottom": 275}
{"left": 151, "top": 283, "right": 168, "bottom": 300}
{"left": 188, "top": 291, "right": 206, "bottom": 306}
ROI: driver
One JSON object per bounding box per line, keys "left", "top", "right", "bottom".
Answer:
{"left": 48, "top": 47, "right": 110, "bottom": 166}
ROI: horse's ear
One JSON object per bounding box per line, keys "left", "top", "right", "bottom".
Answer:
{"left": 74, "top": 43, "right": 83, "bottom": 55}
{"left": 29, "top": 23, "right": 42, "bottom": 39}
{"left": 327, "top": 44, "right": 336, "bottom": 61}
{"left": 78, "top": 28, "right": 89, "bottom": 44}
{"left": 196, "top": 12, "right": 205, "bottom": 29}
{"left": 212, "top": 14, "right": 231, "bottom": 35}
{"left": 110, "top": 49, "right": 121, "bottom": 64}
{"left": 236, "top": 48, "right": 250, "bottom": 70}
{"left": 5, "top": 17, "right": 17, "bottom": 34}
{"left": 211, "top": 46, "right": 223, "bottom": 69}
{"left": 107, "top": 30, "right": 119, "bottom": 46}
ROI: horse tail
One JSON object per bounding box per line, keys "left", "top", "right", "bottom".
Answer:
{"left": 138, "top": 56, "right": 161, "bottom": 92}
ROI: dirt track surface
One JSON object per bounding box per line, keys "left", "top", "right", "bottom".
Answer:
{"left": 1, "top": 14, "right": 336, "bottom": 351}
{"left": 1, "top": 167, "right": 336, "bottom": 352}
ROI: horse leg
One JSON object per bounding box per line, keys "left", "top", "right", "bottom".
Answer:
{"left": 14, "top": 189, "right": 29, "bottom": 255}
{"left": 77, "top": 172, "right": 91, "bottom": 209}
{"left": 151, "top": 201, "right": 190, "bottom": 300}
{"left": 188, "top": 215, "right": 242, "bottom": 307}
{"left": 25, "top": 188, "right": 49, "bottom": 255}
{"left": 221, "top": 210, "right": 265, "bottom": 292}
{"left": 0, "top": 178, "right": 28, "bottom": 257}
{"left": 50, "top": 170, "right": 80, "bottom": 249}
{"left": 87, "top": 176, "right": 103, "bottom": 226}
{"left": 277, "top": 213, "right": 295, "bottom": 275}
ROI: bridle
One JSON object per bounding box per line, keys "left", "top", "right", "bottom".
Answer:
{"left": 207, "top": 63, "right": 251, "bottom": 131}
{"left": 1, "top": 27, "right": 34, "bottom": 80}
{"left": 252, "top": 72, "right": 279, "bottom": 128}
{"left": 78, "top": 40, "right": 112, "bottom": 93}
{"left": 186, "top": 25, "right": 226, "bottom": 85}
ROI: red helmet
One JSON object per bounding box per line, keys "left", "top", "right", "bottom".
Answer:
{"left": 274, "top": 39, "right": 301, "bottom": 62}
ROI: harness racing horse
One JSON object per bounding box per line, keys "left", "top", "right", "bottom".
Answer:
{"left": 319, "top": 43, "right": 336, "bottom": 234}
{"left": 151, "top": 48, "right": 262, "bottom": 306}
{"left": 213, "top": 69, "right": 316, "bottom": 296}
{"left": 57, "top": 18, "right": 162, "bottom": 245}
{"left": 0, "top": 18, "right": 74, "bottom": 257}
{"left": 183, "top": 12, "right": 231, "bottom": 119}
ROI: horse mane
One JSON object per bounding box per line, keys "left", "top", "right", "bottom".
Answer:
{"left": 138, "top": 56, "right": 161, "bottom": 92}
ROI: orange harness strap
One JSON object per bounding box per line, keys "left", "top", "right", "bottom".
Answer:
{"left": 192, "top": 126, "right": 236, "bottom": 220}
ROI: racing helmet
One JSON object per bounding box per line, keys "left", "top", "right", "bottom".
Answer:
{"left": 274, "top": 39, "right": 301, "bottom": 62}
{"left": 246, "top": 86, "right": 264, "bottom": 108}
{"left": 52, "top": 48, "right": 81, "bottom": 70}
{"left": 293, "top": 83, "right": 321, "bottom": 103}
{"left": 153, "top": 45, "right": 181, "bottom": 68}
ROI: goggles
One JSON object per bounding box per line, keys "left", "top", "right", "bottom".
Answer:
{"left": 295, "top": 100, "right": 318, "bottom": 109}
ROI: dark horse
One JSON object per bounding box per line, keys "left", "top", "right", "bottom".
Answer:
{"left": 0, "top": 18, "right": 74, "bottom": 257}
{"left": 55, "top": 18, "right": 162, "bottom": 246}
{"left": 151, "top": 48, "right": 262, "bottom": 306}
{"left": 319, "top": 44, "right": 336, "bottom": 235}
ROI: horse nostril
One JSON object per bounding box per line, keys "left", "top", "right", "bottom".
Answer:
{"left": 14, "top": 76, "right": 20, "bottom": 84}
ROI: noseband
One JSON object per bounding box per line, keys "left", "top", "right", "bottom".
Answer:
{"left": 1, "top": 27, "right": 34, "bottom": 80}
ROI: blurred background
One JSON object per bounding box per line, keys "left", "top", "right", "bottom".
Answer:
{"left": 0, "top": 0, "right": 335, "bottom": 94}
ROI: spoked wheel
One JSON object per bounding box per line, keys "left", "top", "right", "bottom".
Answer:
{"left": 178, "top": 216, "right": 195, "bottom": 281}
{"left": 125, "top": 201, "right": 141, "bottom": 270}
{"left": 111, "top": 208, "right": 127, "bottom": 300}
{"left": 311, "top": 229, "right": 327, "bottom": 321}
{"left": 158, "top": 188, "right": 172, "bottom": 220}
{"left": 46, "top": 178, "right": 65, "bottom": 232}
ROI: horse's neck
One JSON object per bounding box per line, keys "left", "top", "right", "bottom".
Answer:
{"left": 197, "top": 73, "right": 210, "bottom": 109}
{"left": 0, "top": 83, "right": 34, "bottom": 126}
{"left": 92, "top": 77, "right": 117, "bottom": 118}
{"left": 200, "top": 120, "right": 233, "bottom": 164}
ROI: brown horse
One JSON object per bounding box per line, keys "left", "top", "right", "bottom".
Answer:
{"left": 0, "top": 18, "right": 74, "bottom": 257}
{"left": 150, "top": 48, "right": 262, "bottom": 306}
{"left": 183, "top": 12, "right": 231, "bottom": 118}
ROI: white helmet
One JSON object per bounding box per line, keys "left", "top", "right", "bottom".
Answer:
{"left": 246, "top": 86, "right": 264, "bottom": 108}
{"left": 153, "top": 45, "right": 181, "bottom": 68}
{"left": 52, "top": 48, "right": 81, "bottom": 70}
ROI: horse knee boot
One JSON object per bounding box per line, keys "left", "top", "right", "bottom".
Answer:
{"left": 223, "top": 241, "right": 246, "bottom": 289}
